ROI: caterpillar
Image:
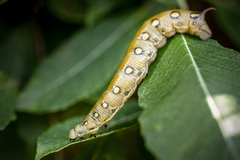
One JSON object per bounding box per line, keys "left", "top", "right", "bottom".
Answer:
{"left": 69, "top": 7, "right": 215, "bottom": 141}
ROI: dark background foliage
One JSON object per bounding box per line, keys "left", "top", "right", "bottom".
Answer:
{"left": 0, "top": 0, "right": 239, "bottom": 160}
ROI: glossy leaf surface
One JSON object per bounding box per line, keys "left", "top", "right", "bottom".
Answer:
{"left": 138, "top": 34, "right": 240, "bottom": 160}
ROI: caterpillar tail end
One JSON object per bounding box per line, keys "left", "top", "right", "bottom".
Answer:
{"left": 202, "top": 7, "right": 216, "bottom": 15}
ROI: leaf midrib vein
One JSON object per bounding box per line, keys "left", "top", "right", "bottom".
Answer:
{"left": 181, "top": 34, "right": 240, "bottom": 160}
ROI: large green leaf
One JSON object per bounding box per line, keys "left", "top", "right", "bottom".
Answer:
{"left": 17, "top": 1, "right": 165, "bottom": 113}
{"left": 0, "top": 0, "right": 7, "bottom": 6}
{"left": 0, "top": 71, "right": 17, "bottom": 130}
{"left": 35, "top": 99, "right": 141, "bottom": 160}
{"left": 138, "top": 34, "right": 240, "bottom": 160}
{"left": 0, "top": 24, "right": 36, "bottom": 79}
{"left": 154, "top": 0, "right": 178, "bottom": 8}
{"left": 45, "top": 0, "right": 84, "bottom": 24}
{"left": 84, "top": 0, "right": 121, "bottom": 26}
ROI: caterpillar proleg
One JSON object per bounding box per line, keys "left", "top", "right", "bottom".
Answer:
{"left": 69, "top": 7, "right": 215, "bottom": 141}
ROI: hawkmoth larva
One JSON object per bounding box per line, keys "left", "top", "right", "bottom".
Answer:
{"left": 69, "top": 7, "right": 216, "bottom": 141}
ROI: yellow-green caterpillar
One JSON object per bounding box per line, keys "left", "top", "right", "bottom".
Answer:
{"left": 69, "top": 7, "right": 215, "bottom": 141}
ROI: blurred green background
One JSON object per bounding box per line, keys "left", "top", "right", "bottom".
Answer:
{"left": 0, "top": 0, "right": 239, "bottom": 160}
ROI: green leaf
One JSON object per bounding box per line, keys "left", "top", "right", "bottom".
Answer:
{"left": 35, "top": 99, "right": 141, "bottom": 160}
{"left": 71, "top": 134, "right": 129, "bottom": 160}
{"left": 17, "top": 1, "right": 165, "bottom": 113}
{"left": 0, "top": 24, "right": 36, "bottom": 79}
{"left": 0, "top": 71, "right": 17, "bottom": 130}
{"left": 154, "top": 0, "right": 178, "bottom": 8}
{"left": 89, "top": 136, "right": 128, "bottom": 160}
{"left": 45, "top": 0, "right": 84, "bottom": 24}
{"left": 17, "top": 114, "right": 49, "bottom": 159}
{"left": 84, "top": 0, "right": 120, "bottom": 26}
{"left": 0, "top": 0, "right": 7, "bottom": 6}
{"left": 138, "top": 34, "right": 240, "bottom": 160}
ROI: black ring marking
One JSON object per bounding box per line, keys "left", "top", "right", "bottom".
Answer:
{"left": 112, "top": 86, "right": 121, "bottom": 94}
{"left": 192, "top": 21, "right": 197, "bottom": 26}
{"left": 101, "top": 101, "right": 109, "bottom": 109}
{"left": 93, "top": 111, "right": 99, "bottom": 119}
{"left": 151, "top": 19, "right": 160, "bottom": 27}
{"left": 124, "top": 66, "right": 134, "bottom": 75}
{"left": 190, "top": 12, "right": 201, "bottom": 19}
{"left": 83, "top": 121, "right": 88, "bottom": 126}
{"left": 141, "top": 32, "right": 150, "bottom": 41}
{"left": 134, "top": 47, "right": 143, "bottom": 55}
{"left": 170, "top": 11, "right": 181, "bottom": 19}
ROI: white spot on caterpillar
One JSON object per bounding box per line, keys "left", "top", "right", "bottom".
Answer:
{"left": 112, "top": 86, "right": 121, "bottom": 94}
{"left": 125, "top": 66, "right": 134, "bottom": 75}
{"left": 151, "top": 19, "right": 160, "bottom": 27}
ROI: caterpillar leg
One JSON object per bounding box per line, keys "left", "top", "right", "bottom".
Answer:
{"left": 79, "top": 137, "right": 84, "bottom": 141}
{"left": 104, "top": 125, "right": 108, "bottom": 130}
{"left": 90, "top": 134, "right": 97, "bottom": 138}
{"left": 70, "top": 138, "right": 76, "bottom": 142}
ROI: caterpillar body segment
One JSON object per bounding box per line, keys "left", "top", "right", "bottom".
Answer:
{"left": 69, "top": 8, "right": 215, "bottom": 141}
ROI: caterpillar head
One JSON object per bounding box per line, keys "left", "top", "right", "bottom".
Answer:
{"left": 69, "top": 125, "right": 85, "bottom": 141}
{"left": 189, "top": 7, "right": 216, "bottom": 40}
